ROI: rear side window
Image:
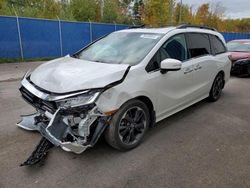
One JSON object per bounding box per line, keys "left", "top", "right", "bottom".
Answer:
{"left": 186, "top": 33, "right": 211, "bottom": 58}
{"left": 210, "top": 35, "right": 227, "bottom": 55}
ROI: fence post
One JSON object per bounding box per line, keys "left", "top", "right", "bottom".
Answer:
{"left": 225, "top": 32, "right": 229, "bottom": 42}
{"left": 114, "top": 21, "right": 117, "bottom": 31}
{"left": 57, "top": 16, "right": 63, "bottom": 57}
{"left": 235, "top": 32, "right": 239, "bottom": 40}
{"left": 89, "top": 20, "right": 93, "bottom": 42}
{"left": 14, "top": 12, "right": 24, "bottom": 60}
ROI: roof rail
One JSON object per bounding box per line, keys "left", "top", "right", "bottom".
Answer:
{"left": 128, "top": 24, "right": 145, "bottom": 29}
{"left": 176, "top": 24, "right": 217, "bottom": 31}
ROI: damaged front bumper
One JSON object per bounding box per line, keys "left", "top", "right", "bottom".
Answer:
{"left": 17, "top": 75, "right": 111, "bottom": 154}
{"left": 17, "top": 110, "right": 109, "bottom": 154}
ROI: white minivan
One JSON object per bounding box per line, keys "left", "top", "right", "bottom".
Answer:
{"left": 18, "top": 24, "right": 231, "bottom": 165}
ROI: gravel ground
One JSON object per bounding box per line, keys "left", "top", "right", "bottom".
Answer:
{"left": 0, "top": 61, "right": 44, "bottom": 82}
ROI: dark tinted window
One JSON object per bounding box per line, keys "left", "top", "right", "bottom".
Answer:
{"left": 146, "top": 50, "right": 161, "bottom": 72}
{"left": 146, "top": 34, "right": 187, "bottom": 72}
{"left": 161, "top": 34, "right": 188, "bottom": 61}
{"left": 210, "top": 35, "right": 227, "bottom": 54}
{"left": 186, "top": 33, "right": 211, "bottom": 58}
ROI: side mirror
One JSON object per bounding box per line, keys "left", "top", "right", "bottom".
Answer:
{"left": 160, "top": 58, "right": 182, "bottom": 74}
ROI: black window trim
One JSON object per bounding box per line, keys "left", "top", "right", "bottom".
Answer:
{"left": 145, "top": 32, "right": 226, "bottom": 73}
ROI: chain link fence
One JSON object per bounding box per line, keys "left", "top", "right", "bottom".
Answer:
{"left": 0, "top": 16, "right": 128, "bottom": 59}
{"left": 0, "top": 15, "right": 249, "bottom": 60}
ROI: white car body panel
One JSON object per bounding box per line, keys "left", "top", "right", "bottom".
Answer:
{"left": 96, "top": 28, "right": 231, "bottom": 122}
{"left": 17, "top": 26, "right": 232, "bottom": 155}
{"left": 26, "top": 27, "right": 231, "bottom": 123}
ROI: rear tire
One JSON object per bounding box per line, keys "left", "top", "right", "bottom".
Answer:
{"left": 105, "top": 99, "right": 150, "bottom": 151}
{"left": 208, "top": 73, "right": 224, "bottom": 102}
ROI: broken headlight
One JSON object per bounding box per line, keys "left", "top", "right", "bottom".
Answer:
{"left": 57, "top": 92, "right": 100, "bottom": 108}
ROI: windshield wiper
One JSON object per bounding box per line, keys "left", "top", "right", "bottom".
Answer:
{"left": 94, "top": 59, "right": 117, "bottom": 64}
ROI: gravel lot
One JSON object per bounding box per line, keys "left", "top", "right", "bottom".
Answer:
{"left": 0, "top": 61, "right": 44, "bottom": 82}
{"left": 0, "top": 62, "right": 249, "bottom": 188}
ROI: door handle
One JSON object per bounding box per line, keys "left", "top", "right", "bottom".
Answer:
{"left": 194, "top": 64, "right": 202, "bottom": 70}
{"left": 184, "top": 68, "right": 193, "bottom": 74}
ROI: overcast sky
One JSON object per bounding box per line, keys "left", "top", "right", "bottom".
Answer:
{"left": 183, "top": 0, "right": 250, "bottom": 19}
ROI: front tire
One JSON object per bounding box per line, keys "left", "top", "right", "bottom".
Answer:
{"left": 105, "top": 99, "right": 150, "bottom": 151}
{"left": 208, "top": 73, "right": 224, "bottom": 102}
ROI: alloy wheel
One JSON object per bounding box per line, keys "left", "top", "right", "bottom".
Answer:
{"left": 118, "top": 106, "right": 146, "bottom": 145}
{"left": 212, "top": 75, "right": 224, "bottom": 99}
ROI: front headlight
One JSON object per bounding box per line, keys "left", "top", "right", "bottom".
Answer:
{"left": 57, "top": 92, "right": 100, "bottom": 108}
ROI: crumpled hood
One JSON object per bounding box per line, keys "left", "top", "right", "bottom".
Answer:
{"left": 30, "top": 57, "right": 129, "bottom": 93}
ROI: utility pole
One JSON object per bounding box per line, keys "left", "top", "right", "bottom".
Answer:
{"left": 160, "top": 7, "right": 163, "bottom": 26}
{"left": 179, "top": 0, "right": 183, "bottom": 24}
{"left": 100, "top": 0, "right": 104, "bottom": 19}
{"left": 168, "top": 0, "right": 173, "bottom": 25}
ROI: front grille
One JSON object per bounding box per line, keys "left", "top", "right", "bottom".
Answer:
{"left": 20, "top": 86, "right": 57, "bottom": 113}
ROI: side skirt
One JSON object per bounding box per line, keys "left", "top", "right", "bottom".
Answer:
{"left": 155, "top": 94, "right": 209, "bottom": 123}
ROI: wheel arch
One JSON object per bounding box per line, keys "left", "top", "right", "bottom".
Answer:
{"left": 218, "top": 70, "right": 225, "bottom": 77}
{"left": 134, "top": 96, "right": 156, "bottom": 127}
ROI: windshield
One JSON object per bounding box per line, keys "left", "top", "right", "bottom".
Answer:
{"left": 227, "top": 41, "right": 250, "bottom": 52}
{"left": 77, "top": 32, "right": 163, "bottom": 65}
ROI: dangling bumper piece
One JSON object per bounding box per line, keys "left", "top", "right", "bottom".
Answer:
{"left": 17, "top": 108, "right": 110, "bottom": 154}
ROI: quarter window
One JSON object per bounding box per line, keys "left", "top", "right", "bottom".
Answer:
{"left": 186, "top": 33, "right": 211, "bottom": 58}
{"left": 210, "top": 35, "right": 227, "bottom": 54}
